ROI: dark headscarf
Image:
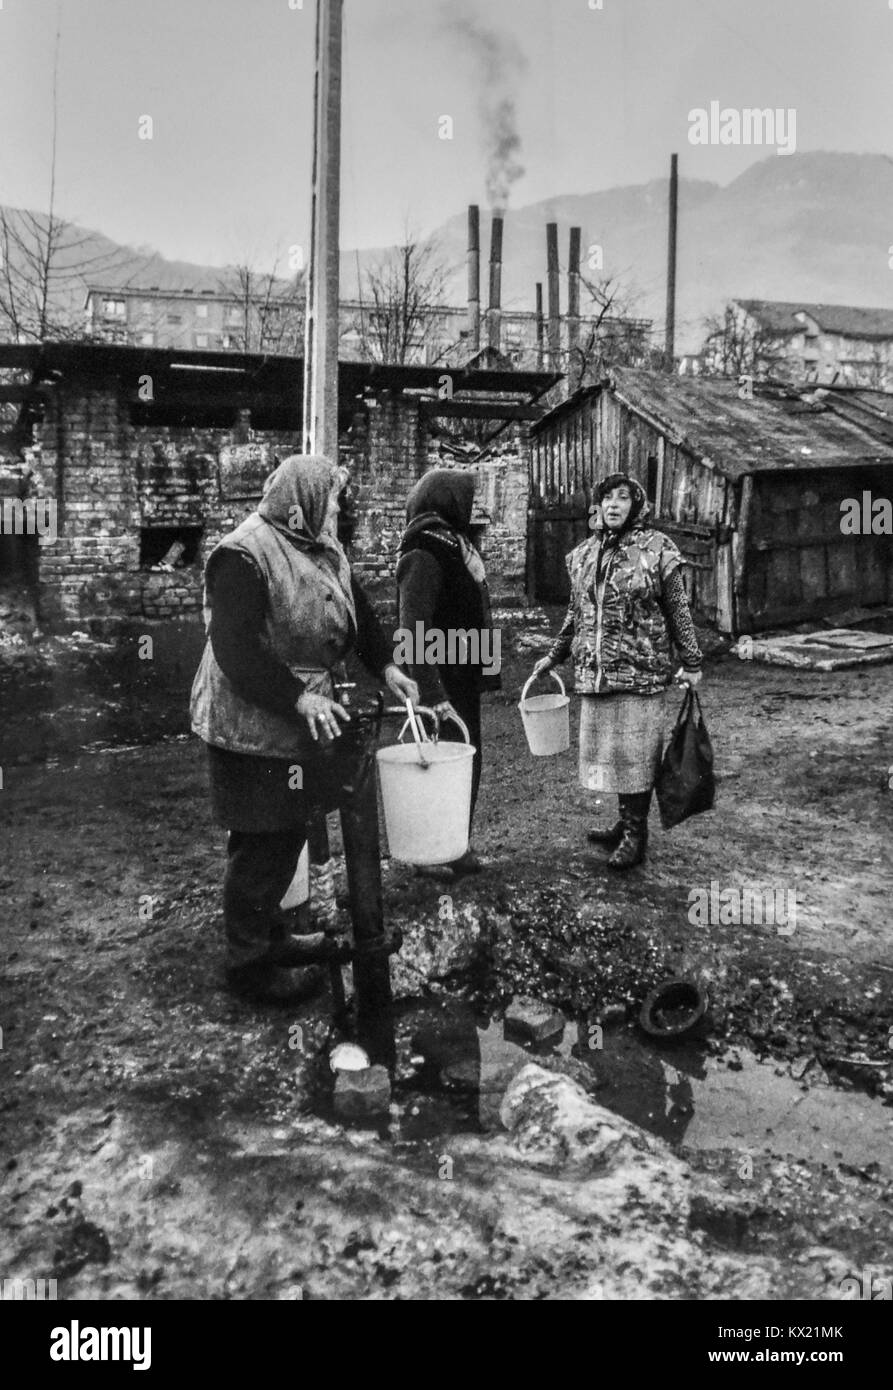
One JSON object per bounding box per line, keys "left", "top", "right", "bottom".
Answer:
{"left": 398, "top": 467, "right": 491, "bottom": 627}
{"left": 257, "top": 453, "right": 355, "bottom": 626}
{"left": 401, "top": 469, "right": 476, "bottom": 547}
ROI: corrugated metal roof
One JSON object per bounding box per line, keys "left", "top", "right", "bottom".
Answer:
{"left": 531, "top": 369, "right": 893, "bottom": 480}
{"left": 735, "top": 299, "right": 893, "bottom": 341}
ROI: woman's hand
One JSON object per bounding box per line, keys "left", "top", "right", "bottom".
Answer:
{"left": 532, "top": 656, "right": 554, "bottom": 679}
{"left": 383, "top": 664, "right": 420, "bottom": 707}
{"left": 296, "top": 691, "right": 351, "bottom": 743}
{"left": 675, "top": 667, "right": 703, "bottom": 689}
{"left": 432, "top": 700, "right": 461, "bottom": 730}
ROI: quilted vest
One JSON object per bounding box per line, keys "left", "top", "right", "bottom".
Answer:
{"left": 190, "top": 513, "right": 353, "bottom": 758}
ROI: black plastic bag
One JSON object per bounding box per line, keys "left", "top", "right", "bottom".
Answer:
{"left": 656, "top": 688, "right": 715, "bottom": 830}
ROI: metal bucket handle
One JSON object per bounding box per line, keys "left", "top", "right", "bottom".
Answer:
{"left": 520, "top": 668, "right": 566, "bottom": 707}
{"left": 386, "top": 704, "right": 472, "bottom": 747}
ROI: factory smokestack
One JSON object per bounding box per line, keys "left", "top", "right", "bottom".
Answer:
{"left": 546, "top": 222, "right": 560, "bottom": 370}
{"left": 535, "top": 282, "right": 544, "bottom": 371}
{"left": 467, "top": 204, "right": 481, "bottom": 352}
{"left": 567, "top": 226, "right": 581, "bottom": 385}
{"left": 488, "top": 214, "right": 503, "bottom": 352}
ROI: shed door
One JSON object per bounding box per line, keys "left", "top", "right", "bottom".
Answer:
{"left": 743, "top": 466, "right": 893, "bottom": 629}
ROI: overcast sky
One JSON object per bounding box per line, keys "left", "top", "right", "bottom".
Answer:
{"left": 1, "top": 0, "right": 891, "bottom": 269}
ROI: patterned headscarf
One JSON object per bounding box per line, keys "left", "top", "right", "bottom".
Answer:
{"left": 258, "top": 453, "right": 355, "bottom": 625}
{"left": 590, "top": 472, "right": 650, "bottom": 540}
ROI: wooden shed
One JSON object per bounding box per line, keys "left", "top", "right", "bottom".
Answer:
{"left": 528, "top": 369, "right": 893, "bottom": 634}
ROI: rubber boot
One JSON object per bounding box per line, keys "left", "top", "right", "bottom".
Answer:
{"left": 607, "top": 791, "right": 651, "bottom": 871}
{"left": 587, "top": 820, "right": 623, "bottom": 848}
{"left": 224, "top": 961, "right": 325, "bottom": 1004}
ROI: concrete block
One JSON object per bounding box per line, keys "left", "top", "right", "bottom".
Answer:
{"left": 504, "top": 996, "right": 566, "bottom": 1047}
{"left": 333, "top": 1065, "right": 391, "bottom": 1121}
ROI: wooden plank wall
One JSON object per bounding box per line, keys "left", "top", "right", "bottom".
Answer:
{"left": 599, "top": 396, "right": 731, "bottom": 627}
{"left": 530, "top": 391, "right": 736, "bottom": 626}
{"left": 744, "top": 464, "right": 893, "bottom": 628}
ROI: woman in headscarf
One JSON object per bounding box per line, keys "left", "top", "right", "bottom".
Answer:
{"left": 191, "top": 454, "right": 418, "bottom": 1003}
{"left": 533, "top": 473, "right": 703, "bottom": 870}
{"left": 395, "top": 468, "right": 500, "bottom": 880}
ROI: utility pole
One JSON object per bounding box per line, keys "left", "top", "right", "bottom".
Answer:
{"left": 302, "top": 1, "right": 394, "bottom": 1063}
{"left": 665, "top": 152, "right": 678, "bottom": 372}
{"left": 303, "top": 0, "right": 343, "bottom": 457}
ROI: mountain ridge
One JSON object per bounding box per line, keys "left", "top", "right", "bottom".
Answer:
{"left": 3, "top": 151, "right": 891, "bottom": 355}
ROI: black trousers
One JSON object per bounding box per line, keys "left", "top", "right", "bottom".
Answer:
{"left": 223, "top": 826, "right": 307, "bottom": 969}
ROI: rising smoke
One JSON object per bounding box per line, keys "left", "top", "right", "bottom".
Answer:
{"left": 441, "top": 8, "right": 528, "bottom": 211}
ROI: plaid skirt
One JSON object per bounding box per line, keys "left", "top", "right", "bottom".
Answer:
{"left": 578, "top": 691, "right": 666, "bottom": 794}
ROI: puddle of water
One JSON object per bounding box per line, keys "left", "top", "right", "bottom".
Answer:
{"left": 564, "top": 1025, "right": 893, "bottom": 1172}
{"left": 327, "top": 999, "right": 893, "bottom": 1175}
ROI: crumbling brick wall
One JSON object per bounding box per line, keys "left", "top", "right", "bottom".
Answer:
{"left": 424, "top": 425, "right": 530, "bottom": 602}
{"left": 345, "top": 392, "right": 425, "bottom": 590}
{"left": 34, "top": 384, "right": 300, "bottom": 629}
{"left": 33, "top": 380, "right": 531, "bottom": 629}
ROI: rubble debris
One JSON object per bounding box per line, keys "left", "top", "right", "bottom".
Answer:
{"left": 504, "top": 996, "right": 565, "bottom": 1046}
{"left": 743, "top": 628, "right": 893, "bottom": 671}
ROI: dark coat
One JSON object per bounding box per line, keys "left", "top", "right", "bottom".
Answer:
{"left": 396, "top": 470, "right": 501, "bottom": 706}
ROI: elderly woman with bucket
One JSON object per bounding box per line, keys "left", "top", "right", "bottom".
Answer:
{"left": 394, "top": 469, "right": 500, "bottom": 881}
{"left": 190, "top": 455, "right": 419, "bottom": 1005}
{"left": 530, "top": 473, "right": 703, "bottom": 870}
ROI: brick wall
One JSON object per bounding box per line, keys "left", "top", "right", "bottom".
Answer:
{"left": 425, "top": 426, "right": 530, "bottom": 602}
{"left": 347, "top": 391, "right": 426, "bottom": 589}
{"left": 34, "top": 384, "right": 301, "bottom": 629}
{"left": 32, "top": 379, "right": 531, "bottom": 629}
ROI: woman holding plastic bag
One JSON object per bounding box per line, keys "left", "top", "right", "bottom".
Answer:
{"left": 532, "top": 473, "right": 703, "bottom": 870}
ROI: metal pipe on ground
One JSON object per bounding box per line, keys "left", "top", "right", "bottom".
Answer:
{"left": 339, "top": 750, "right": 395, "bottom": 1068}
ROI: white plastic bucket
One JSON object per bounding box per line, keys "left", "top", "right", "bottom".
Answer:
{"left": 376, "top": 706, "right": 475, "bottom": 865}
{"left": 519, "top": 669, "right": 570, "bottom": 756}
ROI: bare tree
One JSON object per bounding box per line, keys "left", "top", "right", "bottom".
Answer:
{"left": 351, "top": 235, "right": 453, "bottom": 365}
{"left": 216, "top": 256, "right": 304, "bottom": 355}
{"left": 700, "top": 304, "right": 777, "bottom": 380}
{"left": 0, "top": 24, "right": 125, "bottom": 344}
{"left": 566, "top": 274, "right": 651, "bottom": 389}
{"left": 862, "top": 345, "right": 891, "bottom": 392}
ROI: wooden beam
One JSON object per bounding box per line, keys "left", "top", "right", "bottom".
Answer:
{"left": 0, "top": 385, "right": 52, "bottom": 403}
{"left": 420, "top": 400, "right": 546, "bottom": 421}
{"left": 750, "top": 532, "right": 864, "bottom": 552}
{"left": 733, "top": 474, "right": 754, "bottom": 589}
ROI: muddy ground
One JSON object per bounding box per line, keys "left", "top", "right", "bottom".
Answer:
{"left": 1, "top": 614, "right": 892, "bottom": 1300}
